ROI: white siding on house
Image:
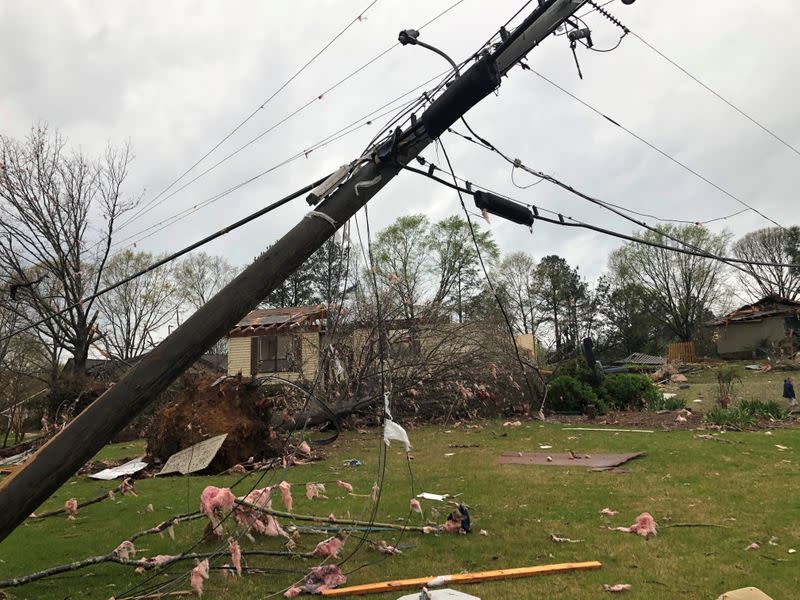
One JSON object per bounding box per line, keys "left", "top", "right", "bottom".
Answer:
{"left": 228, "top": 337, "right": 251, "bottom": 377}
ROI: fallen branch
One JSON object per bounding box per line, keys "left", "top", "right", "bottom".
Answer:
{"left": 0, "top": 549, "right": 310, "bottom": 589}
{"left": 28, "top": 482, "right": 126, "bottom": 519}
{"left": 127, "top": 511, "right": 204, "bottom": 543}
{"left": 236, "top": 500, "right": 428, "bottom": 532}
{"left": 661, "top": 523, "right": 728, "bottom": 529}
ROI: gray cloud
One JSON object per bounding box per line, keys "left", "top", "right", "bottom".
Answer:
{"left": 1, "top": 0, "right": 798, "bottom": 285}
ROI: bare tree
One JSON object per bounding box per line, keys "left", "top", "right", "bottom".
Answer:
{"left": 732, "top": 227, "right": 800, "bottom": 301}
{"left": 609, "top": 225, "right": 730, "bottom": 342}
{"left": 373, "top": 215, "right": 430, "bottom": 319}
{"left": 96, "top": 250, "right": 178, "bottom": 360}
{"left": 495, "top": 251, "right": 540, "bottom": 334}
{"left": 428, "top": 215, "right": 498, "bottom": 322}
{"left": 0, "top": 125, "right": 135, "bottom": 379}
{"left": 174, "top": 252, "right": 238, "bottom": 310}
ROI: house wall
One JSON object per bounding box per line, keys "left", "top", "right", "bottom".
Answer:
{"left": 227, "top": 333, "right": 320, "bottom": 380}
{"left": 228, "top": 337, "right": 251, "bottom": 377}
{"left": 716, "top": 317, "right": 786, "bottom": 357}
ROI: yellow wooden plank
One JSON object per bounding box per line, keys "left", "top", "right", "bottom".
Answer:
{"left": 321, "top": 561, "right": 602, "bottom": 596}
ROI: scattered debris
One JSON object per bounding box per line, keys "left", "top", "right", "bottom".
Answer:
{"left": 190, "top": 559, "right": 210, "bottom": 596}
{"left": 613, "top": 512, "right": 657, "bottom": 539}
{"left": 284, "top": 565, "right": 346, "bottom": 597}
{"left": 278, "top": 481, "right": 293, "bottom": 512}
{"left": 599, "top": 508, "right": 619, "bottom": 517}
{"left": 64, "top": 498, "right": 78, "bottom": 520}
{"left": 298, "top": 440, "right": 312, "bottom": 456}
{"left": 604, "top": 584, "right": 632, "bottom": 593}
{"left": 417, "top": 492, "right": 448, "bottom": 502}
{"left": 90, "top": 458, "right": 148, "bottom": 480}
{"left": 789, "top": 549, "right": 797, "bottom": 554}
{"left": 158, "top": 434, "right": 229, "bottom": 476}
{"left": 502, "top": 421, "right": 522, "bottom": 427}
{"left": 410, "top": 499, "right": 423, "bottom": 514}
{"left": 343, "top": 459, "right": 363, "bottom": 467}
{"left": 313, "top": 534, "right": 346, "bottom": 559}
{"left": 479, "top": 529, "right": 488, "bottom": 536}
{"left": 562, "top": 428, "right": 654, "bottom": 434}
{"left": 336, "top": 480, "right": 354, "bottom": 494}
{"left": 746, "top": 542, "right": 760, "bottom": 551}
{"left": 498, "top": 452, "right": 645, "bottom": 469}
{"left": 306, "top": 483, "right": 327, "bottom": 500}
{"left": 775, "top": 445, "right": 789, "bottom": 451}
{"left": 377, "top": 540, "right": 401, "bottom": 555}
{"left": 550, "top": 534, "right": 581, "bottom": 543}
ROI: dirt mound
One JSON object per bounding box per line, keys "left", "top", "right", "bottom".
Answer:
{"left": 145, "top": 374, "right": 280, "bottom": 472}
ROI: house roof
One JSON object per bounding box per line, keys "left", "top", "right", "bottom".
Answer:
{"left": 229, "top": 305, "right": 327, "bottom": 337}
{"left": 707, "top": 295, "right": 800, "bottom": 326}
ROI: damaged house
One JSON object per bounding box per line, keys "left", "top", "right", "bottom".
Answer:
{"left": 227, "top": 306, "right": 327, "bottom": 380}
{"left": 707, "top": 295, "right": 800, "bottom": 358}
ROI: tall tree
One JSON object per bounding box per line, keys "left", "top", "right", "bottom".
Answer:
{"left": 609, "top": 225, "right": 730, "bottom": 342}
{"left": 260, "top": 244, "right": 317, "bottom": 309}
{"left": 309, "top": 234, "right": 351, "bottom": 308}
{"left": 785, "top": 226, "right": 800, "bottom": 278}
{"left": 732, "top": 227, "right": 800, "bottom": 301}
{"left": 428, "top": 216, "right": 498, "bottom": 322}
{"left": 175, "top": 252, "right": 238, "bottom": 311}
{"left": 0, "top": 125, "right": 134, "bottom": 378}
{"left": 597, "top": 279, "right": 664, "bottom": 356}
{"left": 535, "top": 255, "right": 586, "bottom": 358}
{"left": 495, "top": 251, "right": 539, "bottom": 334}
{"left": 373, "top": 215, "right": 430, "bottom": 319}
{"left": 96, "top": 250, "right": 178, "bottom": 360}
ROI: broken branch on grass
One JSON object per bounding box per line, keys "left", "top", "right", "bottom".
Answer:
{"left": 235, "top": 500, "right": 429, "bottom": 532}
{"left": 28, "top": 481, "right": 131, "bottom": 519}
{"left": 0, "top": 549, "right": 310, "bottom": 589}
{"left": 661, "top": 523, "right": 728, "bottom": 529}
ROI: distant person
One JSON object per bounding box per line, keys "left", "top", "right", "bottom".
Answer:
{"left": 784, "top": 376, "right": 798, "bottom": 411}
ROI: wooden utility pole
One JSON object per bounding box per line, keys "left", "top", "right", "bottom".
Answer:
{"left": 0, "top": 0, "right": 589, "bottom": 542}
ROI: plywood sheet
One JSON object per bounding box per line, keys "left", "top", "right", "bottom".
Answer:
{"left": 158, "top": 433, "right": 227, "bottom": 475}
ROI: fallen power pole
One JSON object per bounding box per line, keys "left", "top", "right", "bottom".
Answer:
{"left": 0, "top": 0, "right": 589, "bottom": 542}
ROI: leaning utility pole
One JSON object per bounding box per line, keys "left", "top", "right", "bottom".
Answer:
{"left": 0, "top": 0, "right": 589, "bottom": 542}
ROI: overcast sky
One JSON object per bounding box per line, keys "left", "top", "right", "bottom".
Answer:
{"left": 3, "top": 0, "right": 799, "bottom": 289}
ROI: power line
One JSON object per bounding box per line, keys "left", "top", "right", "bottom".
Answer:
{"left": 119, "top": 0, "right": 469, "bottom": 235}
{"left": 448, "top": 126, "right": 750, "bottom": 225}
{"left": 527, "top": 69, "right": 785, "bottom": 230}
{"left": 0, "top": 173, "right": 335, "bottom": 343}
{"left": 112, "top": 73, "right": 448, "bottom": 251}
{"left": 401, "top": 157, "right": 800, "bottom": 270}
{"left": 120, "top": 0, "right": 381, "bottom": 230}
{"left": 631, "top": 30, "right": 800, "bottom": 160}
{"left": 443, "top": 124, "right": 791, "bottom": 288}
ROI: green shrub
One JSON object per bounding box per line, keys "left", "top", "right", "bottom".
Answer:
{"left": 547, "top": 375, "right": 606, "bottom": 414}
{"left": 704, "top": 406, "right": 757, "bottom": 430}
{"left": 553, "top": 359, "right": 604, "bottom": 388}
{"left": 599, "top": 374, "right": 662, "bottom": 411}
{"left": 738, "top": 399, "right": 789, "bottom": 421}
{"left": 645, "top": 394, "right": 687, "bottom": 412}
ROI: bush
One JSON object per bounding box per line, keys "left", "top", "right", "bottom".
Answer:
{"left": 645, "top": 394, "right": 687, "bottom": 412}
{"left": 553, "top": 359, "right": 604, "bottom": 388}
{"left": 738, "top": 400, "right": 789, "bottom": 421}
{"left": 547, "top": 375, "right": 606, "bottom": 414}
{"left": 599, "top": 374, "right": 662, "bottom": 411}
{"left": 704, "top": 406, "right": 757, "bottom": 430}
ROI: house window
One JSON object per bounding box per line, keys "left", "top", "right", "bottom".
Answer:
{"left": 255, "top": 335, "right": 294, "bottom": 373}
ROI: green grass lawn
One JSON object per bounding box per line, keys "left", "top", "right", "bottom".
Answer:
{"left": 665, "top": 361, "right": 793, "bottom": 414}
{"left": 2, "top": 417, "right": 800, "bottom": 600}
